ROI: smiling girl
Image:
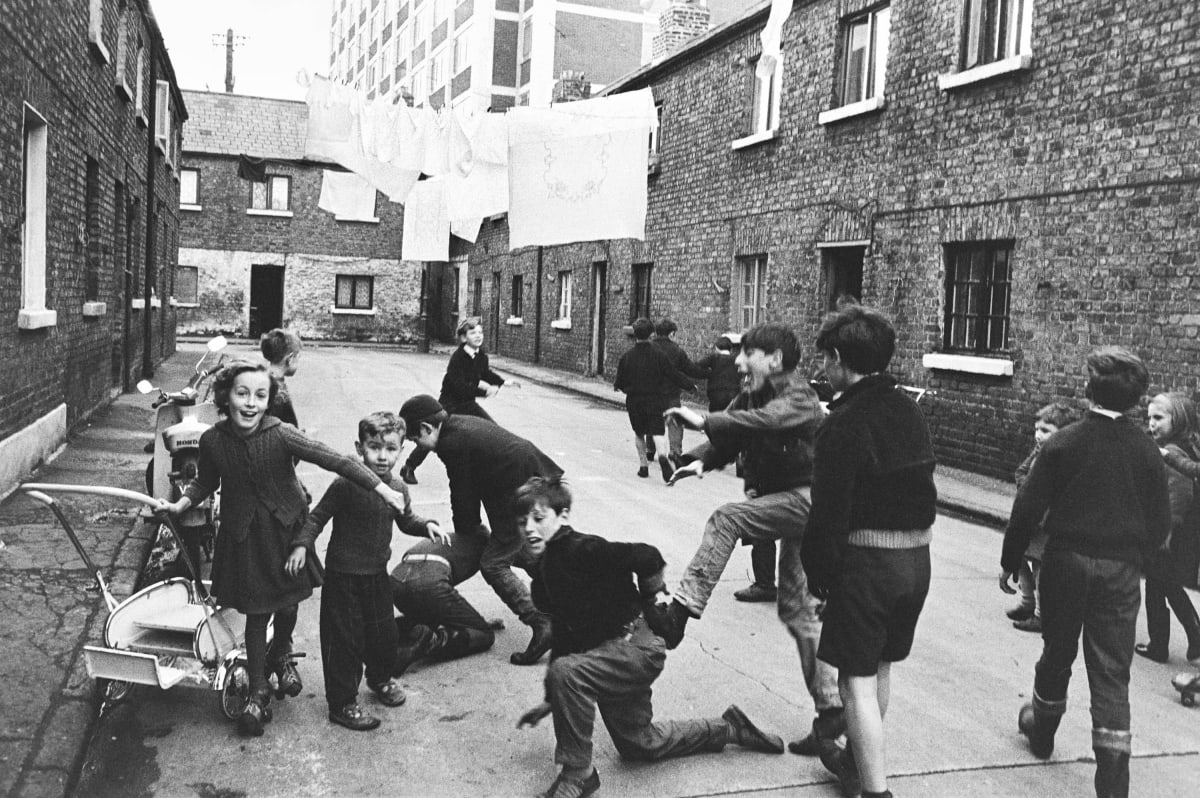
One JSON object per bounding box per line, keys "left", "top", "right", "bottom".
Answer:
{"left": 159, "top": 358, "right": 413, "bottom": 736}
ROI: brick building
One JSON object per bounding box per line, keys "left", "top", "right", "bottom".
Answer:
{"left": 464, "top": 0, "right": 1200, "bottom": 479}
{"left": 0, "top": 0, "right": 186, "bottom": 497}
{"left": 176, "top": 90, "right": 427, "bottom": 344}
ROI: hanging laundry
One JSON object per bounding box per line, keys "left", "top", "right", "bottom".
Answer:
{"left": 506, "top": 88, "right": 657, "bottom": 249}
{"left": 402, "top": 177, "right": 449, "bottom": 261}
{"left": 237, "top": 154, "right": 268, "bottom": 182}
{"left": 318, "top": 170, "right": 379, "bottom": 221}
{"left": 758, "top": 0, "right": 792, "bottom": 79}
{"left": 450, "top": 217, "right": 483, "bottom": 243}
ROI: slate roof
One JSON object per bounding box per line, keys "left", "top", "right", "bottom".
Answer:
{"left": 181, "top": 90, "right": 332, "bottom": 162}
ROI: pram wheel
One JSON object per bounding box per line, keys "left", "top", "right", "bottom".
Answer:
{"left": 220, "top": 663, "right": 251, "bottom": 720}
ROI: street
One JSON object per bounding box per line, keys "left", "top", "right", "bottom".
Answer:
{"left": 74, "top": 343, "right": 1199, "bottom": 797}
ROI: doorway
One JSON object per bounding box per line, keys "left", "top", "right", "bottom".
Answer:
{"left": 249, "top": 264, "right": 284, "bottom": 338}
{"left": 590, "top": 261, "right": 607, "bottom": 375}
{"left": 821, "top": 246, "right": 864, "bottom": 311}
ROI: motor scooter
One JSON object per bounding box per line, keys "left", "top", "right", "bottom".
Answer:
{"left": 138, "top": 336, "right": 226, "bottom": 577}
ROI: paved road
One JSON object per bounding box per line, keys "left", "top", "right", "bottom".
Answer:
{"left": 74, "top": 344, "right": 1200, "bottom": 797}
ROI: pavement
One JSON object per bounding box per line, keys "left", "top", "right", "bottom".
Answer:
{"left": 0, "top": 341, "right": 1017, "bottom": 798}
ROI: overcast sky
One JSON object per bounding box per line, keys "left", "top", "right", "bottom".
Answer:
{"left": 152, "top": 0, "right": 331, "bottom": 100}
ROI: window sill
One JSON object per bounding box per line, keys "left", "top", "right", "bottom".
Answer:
{"left": 922, "top": 353, "right": 1014, "bottom": 376}
{"left": 115, "top": 81, "right": 133, "bottom": 102}
{"left": 505, "top": 316, "right": 524, "bottom": 326}
{"left": 180, "top": 203, "right": 202, "bottom": 212}
{"left": 818, "top": 96, "right": 886, "bottom": 126}
{"left": 136, "top": 111, "right": 148, "bottom": 129}
{"left": 18, "top": 308, "right": 58, "bottom": 329}
{"left": 155, "top": 139, "right": 167, "bottom": 155}
{"left": 88, "top": 38, "right": 111, "bottom": 66}
{"left": 334, "top": 216, "right": 381, "bottom": 224}
{"left": 130, "top": 297, "right": 162, "bottom": 311}
{"left": 331, "top": 307, "right": 376, "bottom": 316}
{"left": 82, "top": 301, "right": 107, "bottom": 317}
{"left": 174, "top": 301, "right": 199, "bottom": 309}
{"left": 550, "top": 318, "right": 572, "bottom": 330}
{"left": 937, "top": 53, "right": 1033, "bottom": 92}
{"left": 730, "top": 129, "right": 777, "bottom": 151}
{"left": 246, "top": 209, "right": 294, "bottom": 218}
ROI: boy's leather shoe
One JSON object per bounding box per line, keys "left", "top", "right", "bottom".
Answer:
{"left": 329, "top": 702, "right": 381, "bottom": 731}
{"left": 637, "top": 466, "right": 649, "bottom": 478}
{"left": 658, "top": 454, "right": 675, "bottom": 483}
{"left": 819, "top": 743, "right": 861, "bottom": 798}
{"left": 644, "top": 599, "right": 689, "bottom": 649}
{"left": 400, "top": 465, "right": 418, "bottom": 485}
{"left": 1006, "top": 603, "right": 1035, "bottom": 621}
{"left": 394, "top": 624, "right": 436, "bottom": 676}
{"left": 370, "top": 678, "right": 407, "bottom": 707}
{"left": 511, "top": 617, "right": 553, "bottom": 665}
{"left": 788, "top": 708, "right": 846, "bottom": 756}
{"left": 1134, "top": 642, "right": 1168, "bottom": 663}
{"left": 537, "top": 769, "right": 600, "bottom": 798}
{"left": 722, "top": 705, "right": 784, "bottom": 753}
{"left": 734, "top": 583, "right": 777, "bottom": 603}
{"left": 1013, "top": 615, "right": 1042, "bottom": 633}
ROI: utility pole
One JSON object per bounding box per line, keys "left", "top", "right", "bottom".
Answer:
{"left": 211, "top": 28, "right": 247, "bottom": 93}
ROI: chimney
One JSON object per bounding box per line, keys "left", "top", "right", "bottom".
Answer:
{"left": 224, "top": 28, "right": 235, "bottom": 93}
{"left": 651, "top": 0, "right": 711, "bottom": 60}
{"left": 552, "top": 71, "right": 591, "bottom": 103}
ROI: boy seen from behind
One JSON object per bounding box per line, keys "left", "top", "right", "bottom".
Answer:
{"left": 261, "top": 328, "right": 303, "bottom": 428}
{"left": 287, "top": 411, "right": 451, "bottom": 731}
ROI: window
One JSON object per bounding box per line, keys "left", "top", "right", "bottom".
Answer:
{"left": 750, "top": 57, "right": 782, "bottom": 135}
{"left": 435, "top": 0, "right": 450, "bottom": 23}
{"left": 250, "top": 175, "right": 291, "bottom": 211}
{"left": 453, "top": 26, "right": 471, "bottom": 73}
{"left": 943, "top": 241, "right": 1012, "bottom": 354}
{"left": 472, "top": 277, "right": 482, "bottom": 315}
{"left": 88, "top": 0, "right": 110, "bottom": 63}
{"left": 115, "top": 4, "right": 132, "bottom": 98}
{"left": 397, "top": 23, "right": 412, "bottom": 55}
{"left": 630, "top": 262, "right": 652, "bottom": 322}
{"left": 556, "top": 271, "right": 572, "bottom": 320}
{"left": 155, "top": 80, "right": 171, "bottom": 156}
{"left": 649, "top": 102, "right": 663, "bottom": 159}
{"left": 134, "top": 41, "right": 146, "bottom": 120}
{"left": 430, "top": 47, "right": 445, "bottom": 89}
{"left": 412, "top": 5, "right": 427, "bottom": 44}
{"left": 179, "top": 168, "right": 200, "bottom": 206}
{"left": 960, "top": 0, "right": 1031, "bottom": 71}
{"left": 510, "top": 275, "right": 524, "bottom": 318}
{"left": 20, "top": 104, "right": 54, "bottom": 328}
{"left": 85, "top": 157, "right": 101, "bottom": 301}
{"left": 176, "top": 265, "right": 199, "bottom": 304}
{"left": 521, "top": 17, "right": 533, "bottom": 63}
{"left": 737, "top": 255, "right": 768, "bottom": 330}
{"left": 839, "top": 5, "right": 890, "bottom": 107}
{"left": 336, "top": 274, "right": 374, "bottom": 309}
{"left": 411, "top": 64, "right": 427, "bottom": 103}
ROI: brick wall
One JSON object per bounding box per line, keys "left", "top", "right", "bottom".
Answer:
{"left": 466, "top": 0, "right": 1200, "bottom": 479}
{"left": 0, "top": 0, "right": 182, "bottom": 452}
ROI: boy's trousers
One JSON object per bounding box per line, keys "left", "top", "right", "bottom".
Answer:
{"left": 1035, "top": 549, "right": 1140, "bottom": 732}
{"left": 546, "top": 619, "right": 728, "bottom": 769}
{"left": 321, "top": 570, "right": 399, "bottom": 709}
{"left": 675, "top": 486, "right": 841, "bottom": 712}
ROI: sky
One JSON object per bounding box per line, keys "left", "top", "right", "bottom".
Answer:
{"left": 152, "top": 0, "right": 332, "bottom": 100}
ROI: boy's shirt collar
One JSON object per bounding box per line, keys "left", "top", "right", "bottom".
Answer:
{"left": 1089, "top": 406, "right": 1124, "bottom": 420}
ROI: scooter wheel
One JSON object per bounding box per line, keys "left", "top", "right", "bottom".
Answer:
{"left": 1184, "top": 693, "right": 1196, "bottom": 708}
{"left": 98, "top": 678, "right": 133, "bottom": 705}
{"left": 219, "top": 663, "right": 251, "bottom": 720}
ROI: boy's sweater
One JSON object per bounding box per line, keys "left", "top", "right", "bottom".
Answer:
{"left": 1001, "top": 411, "right": 1170, "bottom": 572}
{"left": 295, "top": 472, "right": 430, "bottom": 574}
{"left": 694, "top": 352, "right": 740, "bottom": 407}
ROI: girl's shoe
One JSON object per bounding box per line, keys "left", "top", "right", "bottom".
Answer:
{"left": 273, "top": 658, "right": 303, "bottom": 699}
{"left": 238, "top": 692, "right": 272, "bottom": 737}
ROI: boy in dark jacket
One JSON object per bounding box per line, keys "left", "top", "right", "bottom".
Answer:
{"left": 800, "top": 306, "right": 937, "bottom": 798}
{"left": 651, "top": 318, "right": 701, "bottom": 463}
{"left": 288, "top": 411, "right": 450, "bottom": 731}
{"left": 614, "top": 318, "right": 692, "bottom": 481}
{"left": 514, "top": 476, "right": 785, "bottom": 798}
{"left": 999, "top": 346, "right": 1169, "bottom": 798}
{"left": 648, "top": 321, "right": 843, "bottom": 758}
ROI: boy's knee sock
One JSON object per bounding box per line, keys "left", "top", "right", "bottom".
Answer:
{"left": 1093, "top": 728, "right": 1131, "bottom": 798}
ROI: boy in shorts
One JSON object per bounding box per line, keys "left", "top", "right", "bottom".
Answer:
{"left": 614, "top": 317, "right": 691, "bottom": 481}
{"left": 800, "top": 306, "right": 938, "bottom": 798}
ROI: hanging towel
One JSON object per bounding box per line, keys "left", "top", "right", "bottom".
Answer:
{"left": 401, "top": 177, "right": 449, "bottom": 261}
{"left": 237, "top": 154, "right": 268, "bottom": 182}
{"left": 758, "top": 0, "right": 792, "bottom": 78}
{"left": 450, "top": 217, "right": 483, "bottom": 243}
{"left": 318, "top": 170, "right": 378, "bottom": 221}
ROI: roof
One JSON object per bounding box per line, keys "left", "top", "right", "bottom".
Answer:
{"left": 603, "top": 0, "right": 772, "bottom": 94}
{"left": 180, "top": 90, "right": 329, "bottom": 162}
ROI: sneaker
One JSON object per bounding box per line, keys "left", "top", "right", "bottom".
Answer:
{"left": 371, "top": 677, "right": 407, "bottom": 707}
{"left": 637, "top": 466, "right": 649, "bottom": 478}
{"left": 1013, "top": 615, "right": 1042, "bottom": 633}
{"left": 329, "top": 702, "right": 381, "bottom": 731}
{"left": 537, "top": 769, "right": 600, "bottom": 798}
{"left": 400, "top": 465, "right": 418, "bottom": 485}
{"left": 734, "top": 583, "right": 777, "bottom": 603}
{"left": 1006, "top": 603, "right": 1035, "bottom": 621}
{"left": 819, "top": 743, "right": 861, "bottom": 797}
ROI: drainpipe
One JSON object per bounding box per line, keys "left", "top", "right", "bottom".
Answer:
{"left": 534, "top": 246, "right": 543, "bottom": 363}
{"left": 141, "top": 44, "right": 158, "bottom": 378}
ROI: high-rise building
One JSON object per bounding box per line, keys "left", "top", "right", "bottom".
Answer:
{"left": 327, "top": 0, "right": 740, "bottom": 110}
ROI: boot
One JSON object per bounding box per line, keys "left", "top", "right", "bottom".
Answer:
{"left": 644, "top": 599, "right": 689, "bottom": 649}
{"left": 511, "top": 615, "right": 553, "bottom": 665}
{"left": 1093, "top": 728, "right": 1131, "bottom": 798}
{"left": 1018, "top": 692, "right": 1065, "bottom": 759}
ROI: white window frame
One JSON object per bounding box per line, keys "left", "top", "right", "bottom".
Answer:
{"left": 820, "top": 4, "right": 890, "bottom": 124}
{"left": 411, "top": 64, "right": 428, "bottom": 104}
{"left": 115, "top": 6, "right": 132, "bottom": 99}
{"left": 334, "top": 274, "right": 375, "bottom": 311}
{"left": 453, "top": 25, "right": 472, "bottom": 73}
{"left": 88, "top": 0, "right": 111, "bottom": 63}
{"left": 555, "top": 271, "right": 572, "bottom": 321}
{"left": 19, "top": 104, "right": 55, "bottom": 329}
{"left": 179, "top": 168, "right": 200, "bottom": 209}
{"left": 732, "top": 60, "right": 781, "bottom": 149}
{"left": 134, "top": 43, "right": 147, "bottom": 125}
{"left": 736, "top": 254, "right": 768, "bottom": 331}
{"left": 939, "top": 0, "right": 1034, "bottom": 90}
{"left": 248, "top": 175, "right": 292, "bottom": 214}
{"left": 154, "top": 80, "right": 171, "bottom": 157}
{"left": 430, "top": 46, "right": 447, "bottom": 90}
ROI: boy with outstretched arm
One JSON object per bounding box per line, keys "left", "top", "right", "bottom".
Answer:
{"left": 287, "top": 411, "right": 450, "bottom": 731}
{"left": 515, "top": 476, "right": 785, "bottom": 798}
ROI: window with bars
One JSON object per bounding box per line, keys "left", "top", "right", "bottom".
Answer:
{"left": 630, "top": 263, "right": 652, "bottom": 323}
{"left": 250, "top": 176, "right": 290, "bottom": 211}
{"left": 838, "top": 4, "right": 890, "bottom": 107}
{"left": 959, "top": 0, "right": 1031, "bottom": 70}
{"left": 336, "top": 274, "right": 374, "bottom": 309}
{"left": 943, "top": 241, "right": 1013, "bottom": 354}
{"left": 737, "top": 255, "right": 768, "bottom": 330}
{"left": 556, "top": 271, "right": 572, "bottom": 320}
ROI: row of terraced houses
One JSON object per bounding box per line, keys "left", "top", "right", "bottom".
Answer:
{"left": 462, "top": 0, "right": 1200, "bottom": 478}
